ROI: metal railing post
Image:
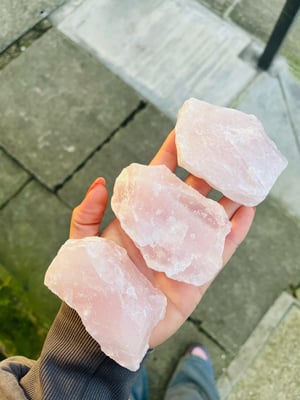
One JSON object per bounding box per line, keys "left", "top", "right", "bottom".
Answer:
{"left": 258, "top": 0, "right": 300, "bottom": 70}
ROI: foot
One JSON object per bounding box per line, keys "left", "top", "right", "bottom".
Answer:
{"left": 186, "top": 344, "right": 210, "bottom": 362}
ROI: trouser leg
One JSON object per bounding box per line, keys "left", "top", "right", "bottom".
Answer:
{"left": 129, "top": 366, "right": 148, "bottom": 400}
{"left": 164, "top": 353, "right": 220, "bottom": 400}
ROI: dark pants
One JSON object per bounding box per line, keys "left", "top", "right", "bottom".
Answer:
{"left": 130, "top": 352, "right": 220, "bottom": 400}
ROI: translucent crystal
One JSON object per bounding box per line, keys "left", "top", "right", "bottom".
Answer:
{"left": 111, "top": 163, "right": 231, "bottom": 286}
{"left": 175, "top": 98, "right": 288, "bottom": 206}
{"left": 44, "top": 236, "right": 167, "bottom": 371}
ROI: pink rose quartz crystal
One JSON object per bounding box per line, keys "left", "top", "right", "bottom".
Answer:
{"left": 175, "top": 98, "right": 288, "bottom": 206}
{"left": 44, "top": 236, "right": 167, "bottom": 371}
{"left": 111, "top": 163, "right": 231, "bottom": 286}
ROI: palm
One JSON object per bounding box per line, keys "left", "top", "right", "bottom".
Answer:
{"left": 101, "top": 217, "right": 207, "bottom": 348}
{"left": 70, "top": 130, "right": 255, "bottom": 349}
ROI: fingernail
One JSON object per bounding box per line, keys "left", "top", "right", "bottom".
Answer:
{"left": 86, "top": 177, "right": 106, "bottom": 196}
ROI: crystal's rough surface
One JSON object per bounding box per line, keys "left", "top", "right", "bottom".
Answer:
{"left": 175, "top": 98, "right": 288, "bottom": 206}
{"left": 44, "top": 236, "right": 167, "bottom": 371}
{"left": 111, "top": 163, "right": 231, "bottom": 286}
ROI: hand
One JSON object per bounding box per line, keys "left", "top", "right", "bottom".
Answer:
{"left": 70, "top": 130, "right": 256, "bottom": 349}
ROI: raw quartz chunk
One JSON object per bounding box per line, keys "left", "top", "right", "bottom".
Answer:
{"left": 175, "top": 98, "right": 288, "bottom": 206}
{"left": 44, "top": 236, "right": 167, "bottom": 371}
{"left": 111, "top": 163, "right": 231, "bottom": 286}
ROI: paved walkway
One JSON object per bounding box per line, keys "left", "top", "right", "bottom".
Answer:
{"left": 1, "top": 0, "right": 300, "bottom": 398}
{"left": 218, "top": 292, "right": 300, "bottom": 399}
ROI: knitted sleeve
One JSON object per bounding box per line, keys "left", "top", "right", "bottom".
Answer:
{"left": 0, "top": 303, "right": 142, "bottom": 399}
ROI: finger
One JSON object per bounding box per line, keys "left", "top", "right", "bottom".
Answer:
{"left": 218, "top": 196, "right": 242, "bottom": 219}
{"left": 184, "top": 174, "right": 211, "bottom": 196}
{"left": 70, "top": 177, "right": 108, "bottom": 239}
{"left": 190, "top": 207, "right": 255, "bottom": 299}
{"left": 150, "top": 129, "right": 177, "bottom": 172}
{"left": 223, "top": 206, "right": 256, "bottom": 265}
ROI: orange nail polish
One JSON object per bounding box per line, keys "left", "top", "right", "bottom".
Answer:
{"left": 86, "top": 177, "right": 106, "bottom": 196}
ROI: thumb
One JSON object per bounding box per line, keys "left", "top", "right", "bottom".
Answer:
{"left": 69, "top": 177, "right": 108, "bottom": 239}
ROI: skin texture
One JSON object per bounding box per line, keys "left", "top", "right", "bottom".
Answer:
{"left": 70, "top": 130, "right": 256, "bottom": 349}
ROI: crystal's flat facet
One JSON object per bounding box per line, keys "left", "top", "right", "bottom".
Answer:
{"left": 44, "top": 236, "right": 167, "bottom": 371}
{"left": 175, "top": 98, "right": 288, "bottom": 206}
{"left": 111, "top": 163, "right": 231, "bottom": 286}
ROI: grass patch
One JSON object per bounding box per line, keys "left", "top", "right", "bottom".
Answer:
{"left": 0, "top": 264, "right": 48, "bottom": 360}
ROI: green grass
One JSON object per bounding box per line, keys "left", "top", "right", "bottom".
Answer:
{"left": 0, "top": 264, "right": 48, "bottom": 360}
{"left": 286, "top": 55, "right": 300, "bottom": 81}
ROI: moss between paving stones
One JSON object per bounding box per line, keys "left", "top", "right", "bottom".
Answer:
{"left": 0, "top": 19, "right": 52, "bottom": 70}
{"left": 0, "top": 0, "right": 64, "bottom": 52}
{"left": 0, "top": 264, "right": 48, "bottom": 360}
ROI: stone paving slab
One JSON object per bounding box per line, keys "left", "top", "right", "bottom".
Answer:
{"left": 0, "top": 149, "right": 29, "bottom": 207}
{"left": 0, "top": 28, "right": 141, "bottom": 189}
{"left": 0, "top": 0, "right": 64, "bottom": 52}
{"left": 236, "top": 71, "right": 300, "bottom": 219}
{"left": 59, "top": 104, "right": 174, "bottom": 227}
{"left": 218, "top": 292, "right": 300, "bottom": 399}
{"left": 147, "top": 320, "right": 228, "bottom": 400}
{"left": 192, "top": 198, "right": 300, "bottom": 355}
{"left": 0, "top": 180, "right": 71, "bottom": 324}
{"left": 53, "top": 0, "right": 255, "bottom": 119}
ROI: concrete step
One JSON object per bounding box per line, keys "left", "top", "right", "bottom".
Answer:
{"left": 51, "top": 0, "right": 256, "bottom": 119}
